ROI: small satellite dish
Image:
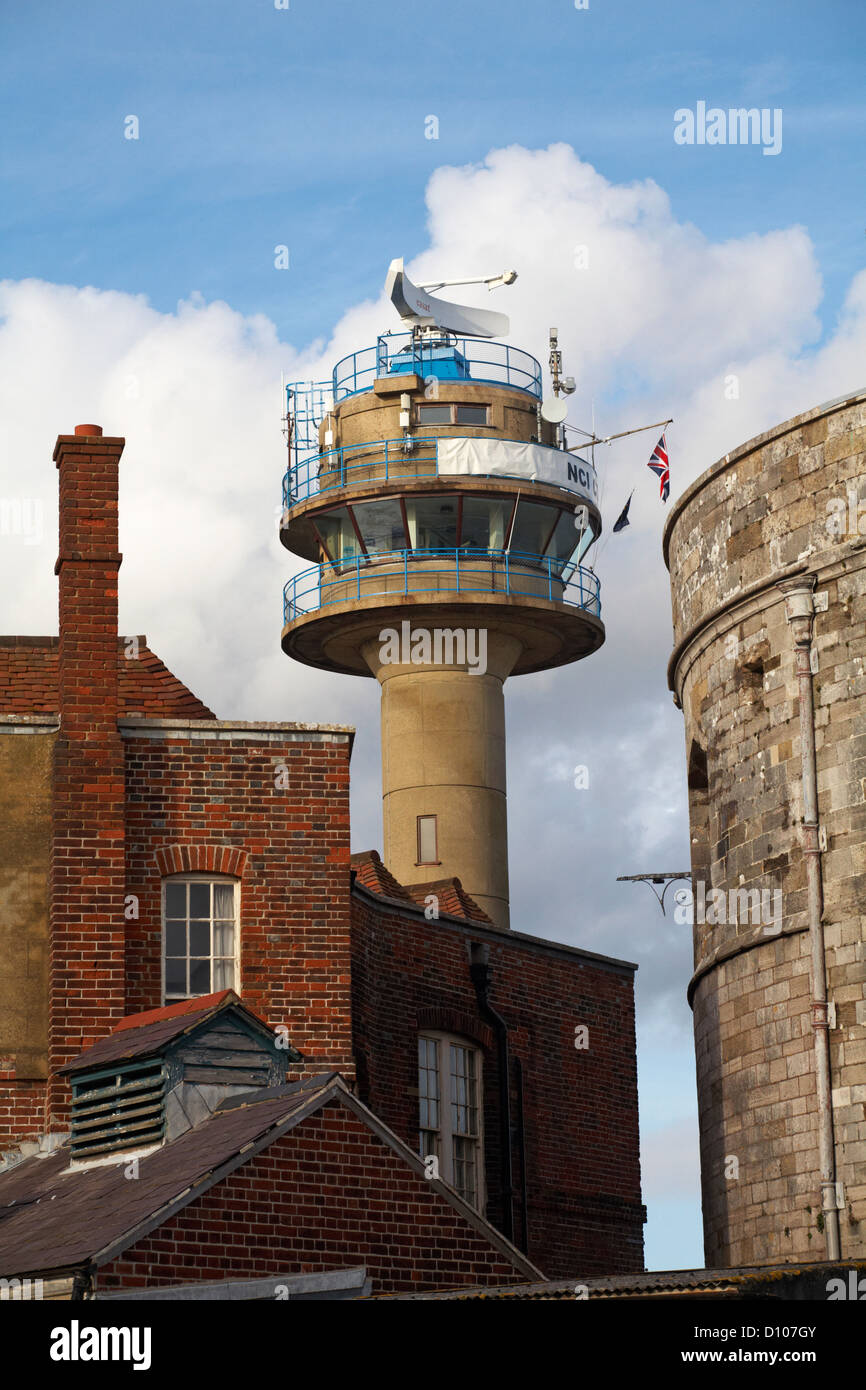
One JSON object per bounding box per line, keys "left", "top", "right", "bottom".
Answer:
{"left": 541, "top": 396, "right": 568, "bottom": 424}
{"left": 386, "top": 258, "right": 510, "bottom": 339}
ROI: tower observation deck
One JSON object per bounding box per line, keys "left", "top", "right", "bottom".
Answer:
{"left": 280, "top": 264, "right": 605, "bottom": 928}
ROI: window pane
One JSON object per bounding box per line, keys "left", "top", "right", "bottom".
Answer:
{"left": 509, "top": 500, "right": 558, "bottom": 559}
{"left": 450, "top": 1044, "right": 477, "bottom": 1135}
{"left": 213, "top": 957, "right": 234, "bottom": 990}
{"left": 453, "top": 1135, "right": 477, "bottom": 1204}
{"left": 417, "top": 404, "right": 451, "bottom": 425}
{"left": 419, "top": 1130, "right": 439, "bottom": 1161}
{"left": 418, "top": 1036, "right": 440, "bottom": 1133}
{"left": 189, "top": 882, "right": 210, "bottom": 919}
{"left": 189, "top": 958, "right": 211, "bottom": 994}
{"left": 164, "top": 881, "right": 186, "bottom": 918}
{"left": 351, "top": 499, "right": 406, "bottom": 555}
{"left": 213, "top": 883, "right": 234, "bottom": 919}
{"left": 417, "top": 815, "right": 437, "bottom": 864}
{"left": 460, "top": 496, "right": 511, "bottom": 551}
{"left": 404, "top": 496, "right": 458, "bottom": 550}
{"left": 189, "top": 921, "right": 210, "bottom": 957}
{"left": 316, "top": 507, "right": 363, "bottom": 564}
{"left": 214, "top": 921, "right": 234, "bottom": 956}
{"left": 455, "top": 404, "right": 488, "bottom": 425}
{"left": 545, "top": 509, "right": 580, "bottom": 568}
{"left": 165, "top": 921, "right": 186, "bottom": 957}
{"left": 165, "top": 957, "right": 186, "bottom": 996}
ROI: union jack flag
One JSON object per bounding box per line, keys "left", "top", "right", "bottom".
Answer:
{"left": 647, "top": 433, "right": 669, "bottom": 503}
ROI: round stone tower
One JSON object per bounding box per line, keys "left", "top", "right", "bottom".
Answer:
{"left": 664, "top": 388, "right": 866, "bottom": 1267}
{"left": 280, "top": 295, "right": 604, "bottom": 929}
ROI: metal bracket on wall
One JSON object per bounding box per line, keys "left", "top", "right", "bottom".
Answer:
{"left": 616, "top": 871, "right": 693, "bottom": 915}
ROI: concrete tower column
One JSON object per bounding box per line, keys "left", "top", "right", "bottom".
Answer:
{"left": 362, "top": 631, "right": 522, "bottom": 929}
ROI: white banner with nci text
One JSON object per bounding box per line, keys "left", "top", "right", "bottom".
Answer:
{"left": 435, "top": 436, "right": 598, "bottom": 504}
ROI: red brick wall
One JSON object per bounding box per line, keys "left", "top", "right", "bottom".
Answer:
{"left": 123, "top": 733, "right": 354, "bottom": 1074}
{"left": 0, "top": 1067, "right": 45, "bottom": 1144}
{"left": 97, "top": 1099, "right": 525, "bottom": 1294}
{"left": 350, "top": 891, "right": 645, "bottom": 1279}
{"left": 48, "top": 430, "right": 127, "bottom": 1122}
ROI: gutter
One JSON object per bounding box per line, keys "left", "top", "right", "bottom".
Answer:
{"left": 469, "top": 945, "right": 515, "bottom": 1245}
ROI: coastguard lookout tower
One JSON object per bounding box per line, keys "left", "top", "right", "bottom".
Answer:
{"left": 280, "top": 260, "right": 604, "bottom": 928}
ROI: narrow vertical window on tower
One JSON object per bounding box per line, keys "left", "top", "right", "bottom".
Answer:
{"left": 417, "top": 814, "right": 438, "bottom": 865}
{"left": 417, "top": 1032, "right": 483, "bottom": 1208}
{"left": 162, "top": 877, "right": 239, "bottom": 1002}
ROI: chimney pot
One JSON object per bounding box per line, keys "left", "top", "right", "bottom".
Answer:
{"left": 74, "top": 423, "right": 103, "bottom": 437}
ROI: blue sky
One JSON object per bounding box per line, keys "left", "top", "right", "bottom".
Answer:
{"left": 3, "top": 0, "right": 864, "bottom": 347}
{"left": 2, "top": 0, "right": 865, "bottom": 1275}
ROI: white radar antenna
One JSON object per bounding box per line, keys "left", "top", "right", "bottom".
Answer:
{"left": 386, "top": 257, "right": 517, "bottom": 338}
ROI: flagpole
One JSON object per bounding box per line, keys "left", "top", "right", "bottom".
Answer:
{"left": 566, "top": 416, "right": 673, "bottom": 449}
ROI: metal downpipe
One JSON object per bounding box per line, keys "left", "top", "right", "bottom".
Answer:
{"left": 779, "top": 577, "right": 841, "bottom": 1262}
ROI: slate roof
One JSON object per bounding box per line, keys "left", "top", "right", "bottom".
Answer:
{"left": 57, "top": 990, "right": 268, "bottom": 1074}
{"left": 0, "top": 635, "right": 215, "bottom": 719}
{"left": 0, "top": 1074, "right": 339, "bottom": 1278}
{"left": 0, "top": 1074, "right": 542, "bottom": 1285}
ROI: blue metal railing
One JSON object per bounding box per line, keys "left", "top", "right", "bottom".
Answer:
{"left": 282, "top": 436, "right": 438, "bottom": 507}
{"left": 332, "top": 333, "right": 543, "bottom": 401}
{"left": 282, "top": 548, "right": 602, "bottom": 624}
{"left": 281, "top": 436, "right": 597, "bottom": 509}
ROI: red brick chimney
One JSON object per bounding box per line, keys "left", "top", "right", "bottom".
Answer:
{"left": 48, "top": 425, "right": 127, "bottom": 1125}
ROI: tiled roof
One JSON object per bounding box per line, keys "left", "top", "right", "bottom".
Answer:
{"left": 350, "top": 852, "right": 493, "bottom": 924}
{"left": 113, "top": 990, "right": 237, "bottom": 1034}
{"left": 350, "top": 850, "right": 416, "bottom": 903}
{"left": 406, "top": 879, "right": 494, "bottom": 925}
{"left": 58, "top": 991, "right": 268, "bottom": 1074}
{"left": 0, "top": 636, "right": 215, "bottom": 719}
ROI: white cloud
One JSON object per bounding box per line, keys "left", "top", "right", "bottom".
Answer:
{"left": 2, "top": 143, "right": 865, "bottom": 1028}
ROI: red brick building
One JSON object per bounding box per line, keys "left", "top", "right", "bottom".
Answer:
{"left": 0, "top": 425, "right": 644, "bottom": 1288}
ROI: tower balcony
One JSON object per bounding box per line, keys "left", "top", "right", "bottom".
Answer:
{"left": 281, "top": 435, "right": 599, "bottom": 513}
{"left": 281, "top": 547, "right": 603, "bottom": 677}
{"left": 331, "top": 332, "right": 543, "bottom": 401}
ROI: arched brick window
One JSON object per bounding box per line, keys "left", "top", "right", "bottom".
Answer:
{"left": 154, "top": 845, "right": 248, "bottom": 878}
{"left": 155, "top": 847, "right": 246, "bottom": 1003}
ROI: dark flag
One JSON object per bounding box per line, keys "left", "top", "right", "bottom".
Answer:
{"left": 647, "top": 433, "right": 670, "bottom": 502}
{"left": 612, "top": 492, "right": 633, "bottom": 532}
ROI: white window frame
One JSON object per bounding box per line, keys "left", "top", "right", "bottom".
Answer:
{"left": 418, "top": 1030, "right": 484, "bottom": 1210}
{"left": 161, "top": 874, "right": 240, "bottom": 1003}
{"left": 416, "top": 813, "right": 439, "bottom": 866}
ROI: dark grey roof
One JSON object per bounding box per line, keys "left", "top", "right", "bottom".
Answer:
{"left": 0, "top": 1074, "right": 338, "bottom": 1277}
{"left": 59, "top": 992, "right": 285, "bottom": 1074}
